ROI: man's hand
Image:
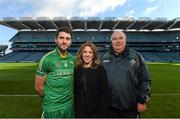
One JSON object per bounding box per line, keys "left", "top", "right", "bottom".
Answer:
{"left": 137, "top": 103, "right": 147, "bottom": 112}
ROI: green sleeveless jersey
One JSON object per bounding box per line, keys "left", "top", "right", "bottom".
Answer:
{"left": 36, "top": 48, "right": 75, "bottom": 112}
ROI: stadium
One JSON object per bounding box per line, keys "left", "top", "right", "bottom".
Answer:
{"left": 0, "top": 17, "right": 180, "bottom": 117}
{"left": 0, "top": 17, "right": 180, "bottom": 62}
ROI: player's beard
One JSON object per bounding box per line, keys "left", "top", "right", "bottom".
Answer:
{"left": 57, "top": 44, "right": 69, "bottom": 54}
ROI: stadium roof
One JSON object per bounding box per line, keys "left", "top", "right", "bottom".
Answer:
{"left": 0, "top": 17, "right": 180, "bottom": 31}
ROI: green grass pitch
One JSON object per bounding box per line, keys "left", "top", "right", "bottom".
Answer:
{"left": 0, "top": 62, "right": 180, "bottom": 118}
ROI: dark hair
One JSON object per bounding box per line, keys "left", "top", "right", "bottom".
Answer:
{"left": 55, "top": 26, "right": 72, "bottom": 39}
{"left": 76, "top": 42, "right": 99, "bottom": 67}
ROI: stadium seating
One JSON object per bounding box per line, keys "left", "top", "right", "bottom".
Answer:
{"left": 0, "top": 31, "right": 180, "bottom": 62}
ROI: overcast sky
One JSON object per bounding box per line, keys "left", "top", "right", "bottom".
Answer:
{"left": 0, "top": 0, "right": 180, "bottom": 52}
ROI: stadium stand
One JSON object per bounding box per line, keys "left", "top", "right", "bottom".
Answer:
{"left": 0, "top": 45, "right": 8, "bottom": 57}
{"left": 0, "top": 17, "right": 180, "bottom": 62}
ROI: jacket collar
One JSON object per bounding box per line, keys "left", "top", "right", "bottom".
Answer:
{"left": 111, "top": 46, "right": 129, "bottom": 57}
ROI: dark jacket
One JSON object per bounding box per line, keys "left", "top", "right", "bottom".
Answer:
{"left": 74, "top": 65, "right": 109, "bottom": 117}
{"left": 101, "top": 47, "right": 151, "bottom": 111}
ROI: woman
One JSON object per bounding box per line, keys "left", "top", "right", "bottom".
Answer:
{"left": 74, "top": 42, "right": 109, "bottom": 118}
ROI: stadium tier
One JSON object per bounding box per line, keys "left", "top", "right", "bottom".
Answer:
{"left": 0, "top": 17, "right": 180, "bottom": 62}
{"left": 0, "top": 44, "right": 8, "bottom": 57}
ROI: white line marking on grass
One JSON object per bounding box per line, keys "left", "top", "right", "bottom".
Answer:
{"left": 151, "top": 72, "right": 177, "bottom": 79}
{"left": 0, "top": 94, "right": 38, "bottom": 97}
{"left": 172, "top": 64, "right": 180, "bottom": 66}
{"left": 147, "top": 62, "right": 169, "bottom": 64}
{"left": 0, "top": 73, "right": 17, "bottom": 78}
{"left": 152, "top": 93, "right": 180, "bottom": 96}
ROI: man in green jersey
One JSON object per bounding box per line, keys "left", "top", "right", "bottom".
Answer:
{"left": 35, "top": 26, "right": 75, "bottom": 118}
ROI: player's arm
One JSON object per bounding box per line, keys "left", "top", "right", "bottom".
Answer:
{"left": 35, "top": 75, "right": 46, "bottom": 97}
{"left": 35, "top": 55, "right": 49, "bottom": 97}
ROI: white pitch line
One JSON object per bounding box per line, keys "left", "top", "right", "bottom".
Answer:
{"left": 0, "top": 73, "right": 17, "bottom": 78}
{"left": 152, "top": 93, "right": 180, "bottom": 96}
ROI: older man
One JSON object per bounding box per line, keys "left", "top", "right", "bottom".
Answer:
{"left": 101, "top": 31, "right": 151, "bottom": 118}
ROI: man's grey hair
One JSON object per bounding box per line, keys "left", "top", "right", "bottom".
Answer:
{"left": 110, "top": 31, "right": 127, "bottom": 41}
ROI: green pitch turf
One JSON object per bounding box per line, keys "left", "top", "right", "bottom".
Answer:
{"left": 0, "top": 63, "right": 41, "bottom": 117}
{"left": 0, "top": 62, "right": 180, "bottom": 118}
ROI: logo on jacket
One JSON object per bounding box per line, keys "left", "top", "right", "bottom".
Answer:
{"left": 129, "top": 59, "right": 136, "bottom": 66}
{"left": 102, "top": 59, "right": 110, "bottom": 63}
{"left": 56, "top": 62, "right": 61, "bottom": 68}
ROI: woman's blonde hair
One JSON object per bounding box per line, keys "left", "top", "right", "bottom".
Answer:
{"left": 76, "top": 42, "right": 99, "bottom": 67}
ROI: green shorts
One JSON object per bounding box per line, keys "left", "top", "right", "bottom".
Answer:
{"left": 41, "top": 103, "right": 74, "bottom": 118}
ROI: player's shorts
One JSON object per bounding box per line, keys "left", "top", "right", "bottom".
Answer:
{"left": 41, "top": 103, "right": 74, "bottom": 118}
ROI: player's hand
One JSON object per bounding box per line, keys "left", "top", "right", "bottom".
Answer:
{"left": 137, "top": 103, "right": 146, "bottom": 112}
